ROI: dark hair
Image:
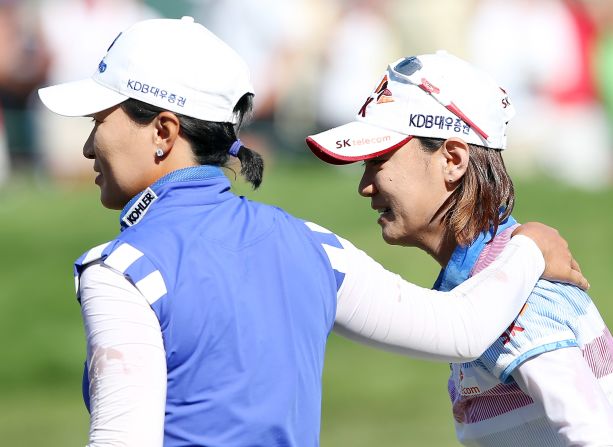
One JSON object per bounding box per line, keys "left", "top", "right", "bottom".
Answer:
{"left": 416, "top": 137, "right": 515, "bottom": 246}
{"left": 120, "top": 94, "right": 264, "bottom": 189}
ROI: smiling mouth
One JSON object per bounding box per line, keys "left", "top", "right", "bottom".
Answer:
{"left": 375, "top": 207, "right": 393, "bottom": 223}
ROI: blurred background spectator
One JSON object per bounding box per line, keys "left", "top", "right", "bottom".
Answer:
{"left": 0, "top": 0, "right": 610, "bottom": 188}
{"left": 0, "top": 0, "right": 49, "bottom": 180}
{"left": 315, "top": 0, "right": 400, "bottom": 130}
{"left": 468, "top": 0, "right": 612, "bottom": 189}
{"left": 584, "top": 0, "right": 613, "bottom": 145}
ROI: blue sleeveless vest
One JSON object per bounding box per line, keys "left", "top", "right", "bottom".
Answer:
{"left": 74, "top": 166, "right": 340, "bottom": 446}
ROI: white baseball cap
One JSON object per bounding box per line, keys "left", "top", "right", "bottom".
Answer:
{"left": 38, "top": 16, "right": 254, "bottom": 124}
{"left": 306, "top": 51, "right": 516, "bottom": 164}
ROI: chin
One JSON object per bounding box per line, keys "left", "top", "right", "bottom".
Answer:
{"left": 381, "top": 231, "right": 402, "bottom": 246}
{"left": 100, "top": 192, "right": 124, "bottom": 210}
{"left": 382, "top": 228, "right": 417, "bottom": 247}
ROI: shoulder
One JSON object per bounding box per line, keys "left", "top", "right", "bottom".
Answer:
{"left": 530, "top": 280, "right": 607, "bottom": 342}
{"left": 503, "top": 279, "right": 596, "bottom": 344}
{"left": 531, "top": 279, "right": 595, "bottom": 317}
{"left": 74, "top": 238, "right": 167, "bottom": 306}
{"left": 480, "top": 280, "right": 603, "bottom": 381}
{"left": 301, "top": 221, "right": 364, "bottom": 266}
{"left": 300, "top": 221, "right": 370, "bottom": 291}
{"left": 302, "top": 221, "right": 348, "bottom": 249}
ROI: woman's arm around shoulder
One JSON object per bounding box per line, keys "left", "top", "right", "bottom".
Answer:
{"left": 331, "top": 225, "right": 586, "bottom": 362}
{"left": 331, "top": 234, "right": 545, "bottom": 362}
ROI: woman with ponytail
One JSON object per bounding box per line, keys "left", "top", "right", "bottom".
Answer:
{"left": 38, "top": 18, "right": 585, "bottom": 447}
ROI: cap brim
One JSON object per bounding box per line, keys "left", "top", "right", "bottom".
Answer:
{"left": 306, "top": 121, "right": 411, "bottom": 165}
{"left": 38, "top": 78, "right": 129, "bottom": 117}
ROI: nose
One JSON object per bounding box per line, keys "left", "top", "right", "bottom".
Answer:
{"left": 358, "top": 167, "right": 377, "bottom": 197}
{"left": 82, "top": 130, "right": 95, "bottom": 159}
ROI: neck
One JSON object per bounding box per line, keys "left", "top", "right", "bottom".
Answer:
{"left": 405, "top": 212, "right": 457, "bottom": 267}
{"left": 415, "top": 229, "right": 457, "bottom": 268}
{"left": 415, "top": 188, "right": 461, "bottom": 267}
{"left": 433, "top": 230, "right": 458, "bottom": 267}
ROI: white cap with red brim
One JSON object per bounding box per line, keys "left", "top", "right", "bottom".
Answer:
{"left": 306, "top": 51, "right": 515, "bottom": 164}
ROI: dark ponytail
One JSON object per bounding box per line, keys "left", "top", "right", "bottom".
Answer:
{"left": 120, "top": 93, "right": 264, "bottom": 189}
{"left": 236, "top": 143, "right": 264, "bottom": 189}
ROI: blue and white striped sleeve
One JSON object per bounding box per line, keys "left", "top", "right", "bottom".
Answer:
{"left": 75, "top": 241, "right": 168, "bottom": 305}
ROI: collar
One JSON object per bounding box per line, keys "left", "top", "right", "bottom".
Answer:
{"left": 432, "top": 215, "right": 517, "bottom": 292}
{"left": 119, "top": 165, "right": 224, "bottom": 230}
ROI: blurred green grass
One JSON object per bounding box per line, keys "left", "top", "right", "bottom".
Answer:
{"left": 0, "top": 161, "right": 611, "bottom": 446}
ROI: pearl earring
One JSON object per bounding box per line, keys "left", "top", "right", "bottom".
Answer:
{"left": 155, "top": 148, "right": 164, "bottom": 157}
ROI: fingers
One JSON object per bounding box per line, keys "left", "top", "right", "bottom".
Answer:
{"left": 570, "top": 257, "right": 582, "bottom": 274}
{"left": 570, "top": 257, "right": 589, "bottom": 291}
{"left": 513, "top": 221, "right": 590, "bottom": 290}
{"left": 543, "top": 267, "right": 590, "bottom": 291}
{"left": 568, "top": 269, "right": 590, "bottom": 291}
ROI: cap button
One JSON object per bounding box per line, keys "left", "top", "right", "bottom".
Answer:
{"left": 181, "top": 16, "right": 195, "bottom": 23}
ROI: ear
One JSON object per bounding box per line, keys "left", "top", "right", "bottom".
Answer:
{"left": 440, "top": 138, "right": 469, "bottom": 185}
{"left": 153, "top": 111, "right": 181, "bottom": 155}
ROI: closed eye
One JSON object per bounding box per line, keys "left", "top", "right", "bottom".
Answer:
{"left": 363, "top": 157, "right": 385, "bottom": 167}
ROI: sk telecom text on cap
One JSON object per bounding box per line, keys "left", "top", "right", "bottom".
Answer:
{"left": 38, "top": 16, "right": 254, "bottom": 124}
{"left": 306, "top": 51, "right": 516, "bottom": 165}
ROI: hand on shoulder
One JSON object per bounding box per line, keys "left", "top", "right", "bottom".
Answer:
{"left": 512, "top": 222, "right": 589, "bottom": 291}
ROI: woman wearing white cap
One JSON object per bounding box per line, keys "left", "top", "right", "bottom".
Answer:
{"left": 39, "top": 18, "right": 586, "bottom": 447}
{"left": 307, "top": 52, "right": 613, "bottom": 445}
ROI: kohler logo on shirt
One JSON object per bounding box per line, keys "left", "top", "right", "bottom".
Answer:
{"left": 122, "top": 188, "right": 158, "bottom": 227}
